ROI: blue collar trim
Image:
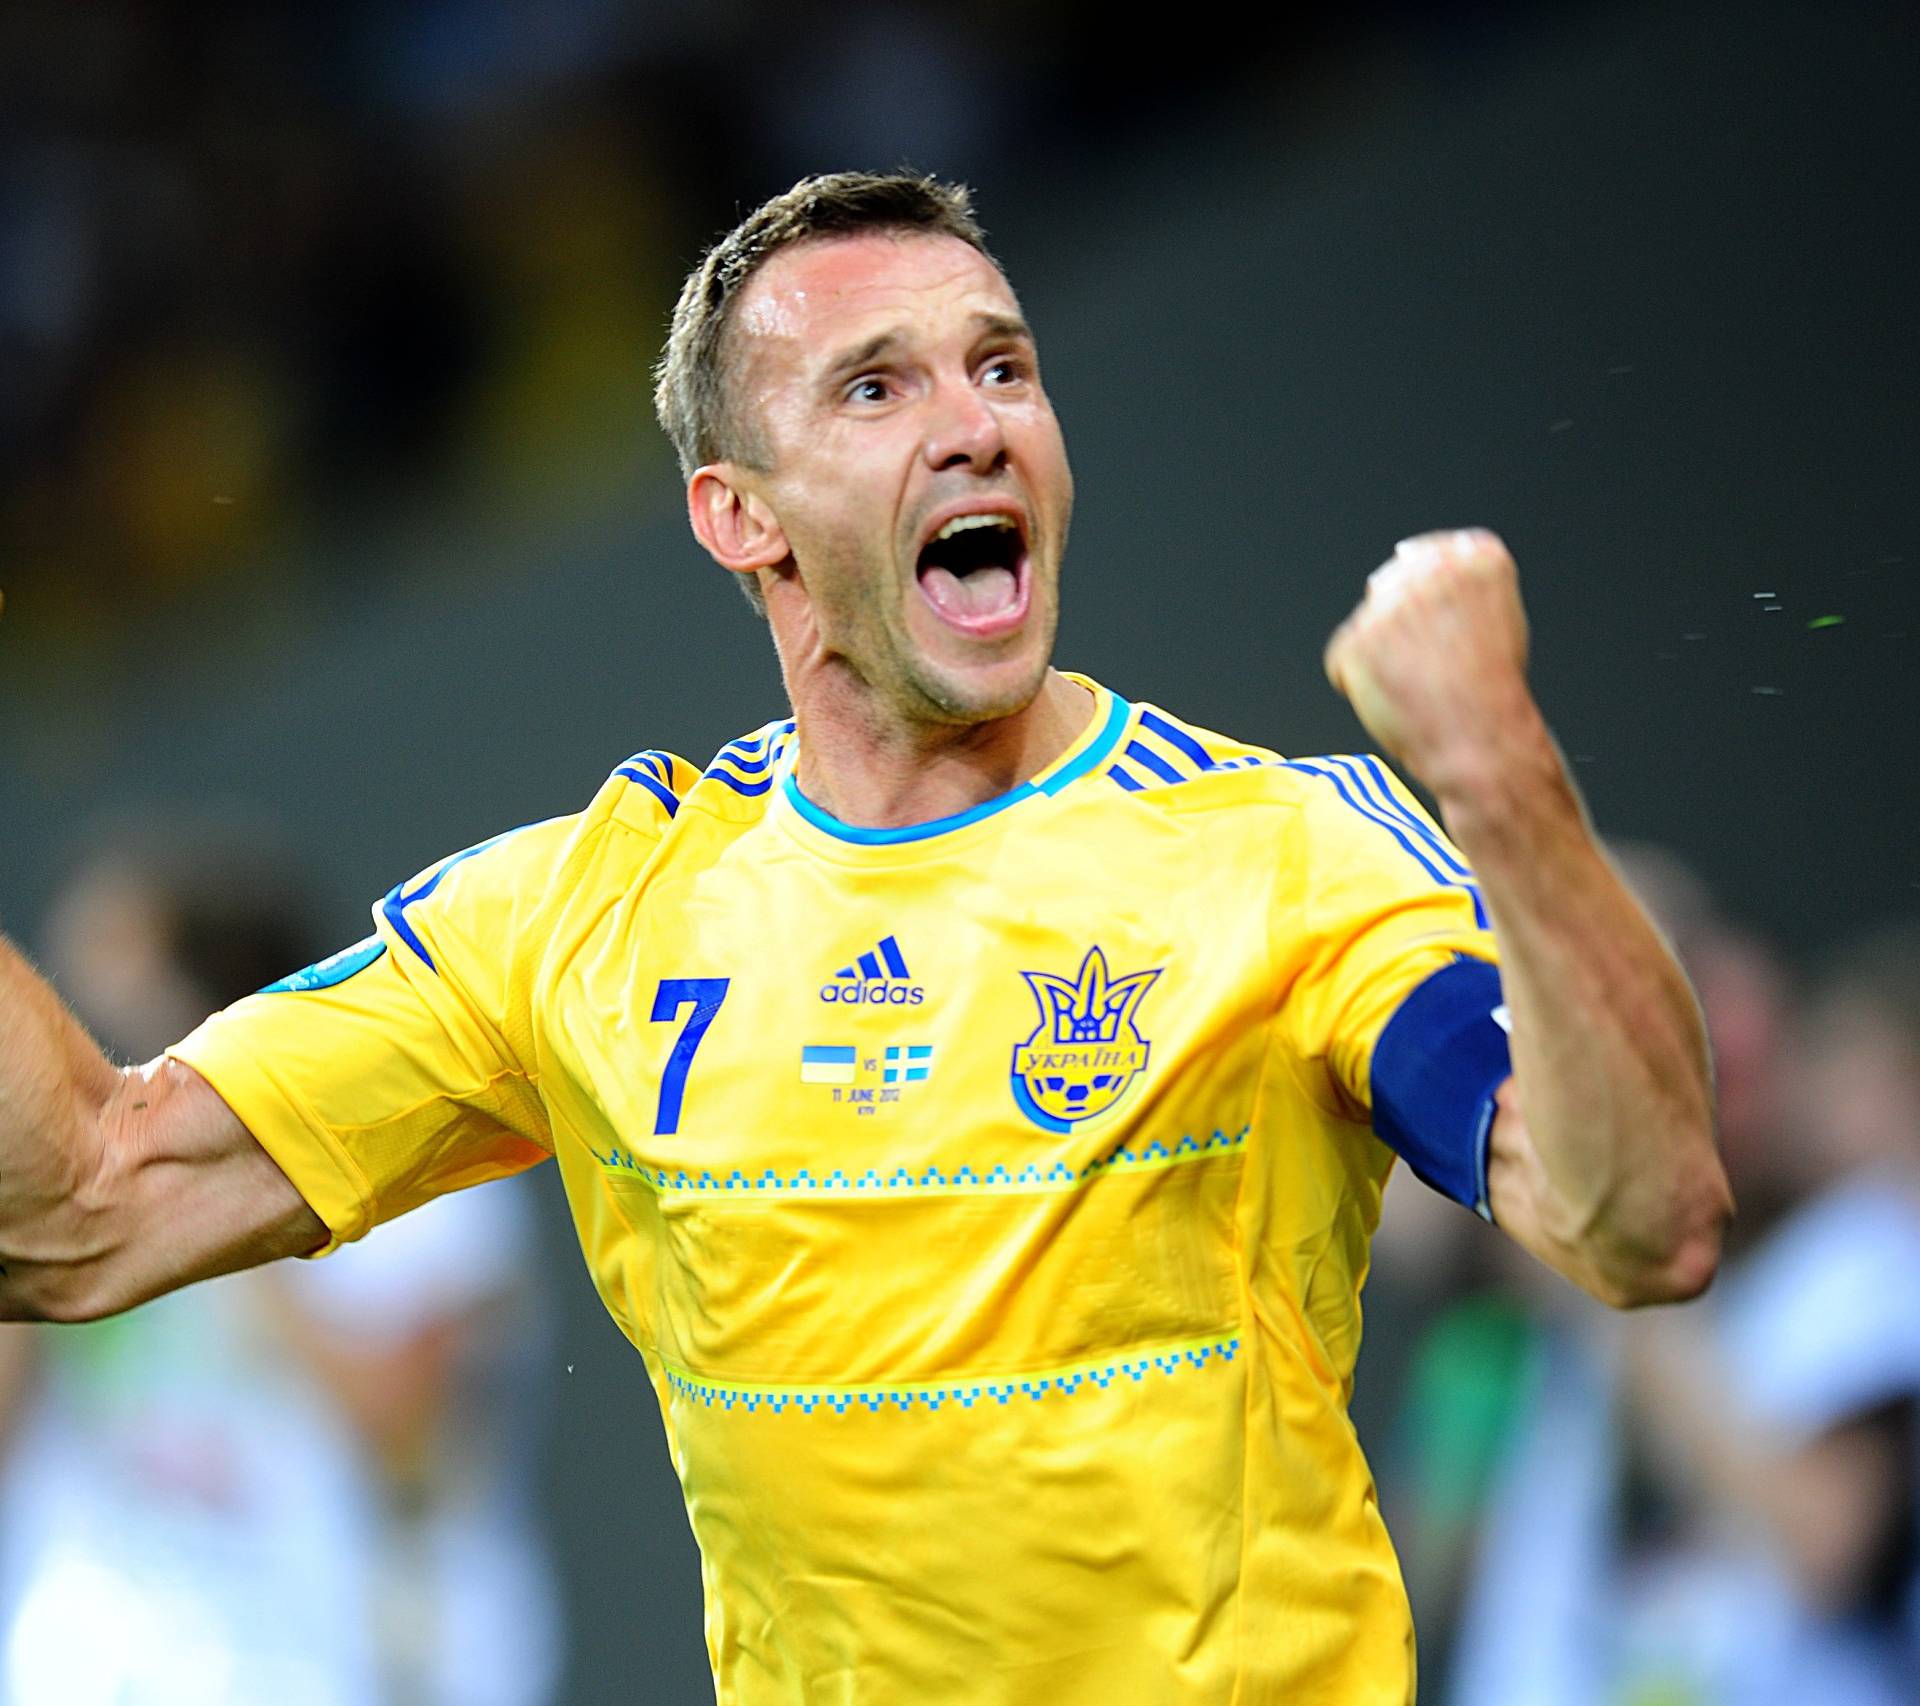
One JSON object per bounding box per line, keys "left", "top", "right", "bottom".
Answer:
{"left": 782, "top": 691, "right": 1132, "bottom": 846}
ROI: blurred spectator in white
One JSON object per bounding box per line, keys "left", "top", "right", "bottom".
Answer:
{"left": 1385, "top": 844, "right": 1809, "bottom": 1703}
{"left": 0, "top": 823, "right": 561, "bottom": 1706}
{"left": 1598, "top": 918, "right": 1920, "bottom": 1705}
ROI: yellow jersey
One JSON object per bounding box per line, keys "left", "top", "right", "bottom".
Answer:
{"left": 172, "top": 674, "right": 1509, "bottom": 1704}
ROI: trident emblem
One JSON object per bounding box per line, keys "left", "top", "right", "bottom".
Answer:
{"left": 1011, "top": 947, "right": 1161, "bottom": 1132}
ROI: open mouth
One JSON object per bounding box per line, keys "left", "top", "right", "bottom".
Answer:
{"left": 914, "top": 512, "right": 1030, "bottom": 632}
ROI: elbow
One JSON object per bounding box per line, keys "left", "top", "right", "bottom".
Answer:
{"left": 1, "top": 1254, "right": 131, "bottom": 1325}
{"left": 1587, "top": 1239, "right": 1718, "bottom": 1311}
{"left": 1607, "top": 1229, "right": 1723, "bottom": 1310}
{"left": 1598, "top": 1162, "right": 1736, "bottom": 1311}
{"left": 2, "top": 1276, "right": 91, "bottom": 1327}
{"left": 39, "top": 1273, "right": 134, "bottom": 1325}
{"left": 2, "top": 1175, "right": 141, "bottom": 1326}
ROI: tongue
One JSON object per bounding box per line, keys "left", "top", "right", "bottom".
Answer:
{"left": 920, "top": 564, "right": 1017, "bottom": 620}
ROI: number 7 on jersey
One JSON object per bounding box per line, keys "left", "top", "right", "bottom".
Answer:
{"left": 650, "top": 977, "right": 730, "bottom": 1135}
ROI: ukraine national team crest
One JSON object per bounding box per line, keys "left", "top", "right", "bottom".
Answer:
{"left": 1011, "top": 946, "right": 1162, "bottom": 1133}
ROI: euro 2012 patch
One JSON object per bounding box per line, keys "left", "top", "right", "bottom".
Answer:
{"left": 259, "top": 935, "right": 388, "bottom": 994}
{"left": 1011, "top": 946, "right": 1160, "bottom": 1133}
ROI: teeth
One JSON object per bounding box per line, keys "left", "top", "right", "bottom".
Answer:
{"left": 933, "top": 513, "right": 1017, "bottom": 542}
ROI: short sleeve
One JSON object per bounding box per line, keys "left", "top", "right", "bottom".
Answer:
{"left": 168, "top": 813, "right": 583, "bottom": 1252}
{"left": 1276, "top": 754, "right": 1508, "bottom": 1213}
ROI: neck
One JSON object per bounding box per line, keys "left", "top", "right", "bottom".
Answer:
{"left": 789, "top": 670, "right": 1096, "bottom": 830}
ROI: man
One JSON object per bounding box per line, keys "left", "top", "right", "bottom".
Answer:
{"left": 0, "top": 173, "right": 1729, "bottom": 1702}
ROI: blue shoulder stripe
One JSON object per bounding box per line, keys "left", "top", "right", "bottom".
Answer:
{"left": 718, "top": 731, "right": 777, "bottom": 767}
{"left": 1335, "top": 754, "right": 1472, "bottom": 880}
{"left": 1137, "top": 709, "right": 1218, "bottom": 772}
{"left": 1282, "top": 760, "right": 1449, "bottom": 881}
{"left": 1283, "top": 757, "right": 1488, "bottom": 926}
{"left": 615, "top": 764, "right": 681, "bottom": 818}
{"left": 1122, "top": 738, "right": 1184, "bottom": 786}
{"left": 1097, "top": 705, "right": 1237, "bottom": 791}
{"left": 700, "top": 719, "right": 793, "bottom": 799}
{"left": 705, "top": 769, "right": 775, "bottom": 797}
{"left": 381, "top": 829, "right": 522, "bottom": 973}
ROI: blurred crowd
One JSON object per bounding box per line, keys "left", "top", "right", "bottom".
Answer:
{"left": 0, "top": 828, "right": 561, "bottom": 1706}
{"left": 0, "top": 0, "right": 1379, "bottom": 670}
{"left": 1368, "top": 851, "right": 1920, "bottom": 1706}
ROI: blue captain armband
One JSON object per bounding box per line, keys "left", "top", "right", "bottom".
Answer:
{"left": 1369, "top": 956, "right": 1511, "bottom": 1221}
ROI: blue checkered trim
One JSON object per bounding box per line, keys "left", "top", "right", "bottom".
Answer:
{"left": 593, "top": 1124, "right": 1248, "bottom": 1197}
{"left": 662, "top": 1334, "right": 1240, "bottom": 1416}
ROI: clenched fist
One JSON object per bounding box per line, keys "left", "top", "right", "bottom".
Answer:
{"left": 1323, "top": 528, "right": 1551, "bottom": 803}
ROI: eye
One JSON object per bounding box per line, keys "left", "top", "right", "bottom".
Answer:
{"left": 981, "top": 356, "right": 1027, "bottom": 387}
{"left": 846, "top": 374, "right": 892, "bottom": 405}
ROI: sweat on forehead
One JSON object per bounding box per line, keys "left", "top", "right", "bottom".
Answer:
{"left": 733, "top": 233, "right": 1015, "bottom": 354}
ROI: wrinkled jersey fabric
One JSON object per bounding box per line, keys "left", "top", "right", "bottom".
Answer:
{"left": 174, "top": 675, "right": 1506, "bottom": 1704}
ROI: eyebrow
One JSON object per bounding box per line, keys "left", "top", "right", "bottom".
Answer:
{"left": 972, "top": 312, "right": 1034, "bottom": 346}
{"left": 820, "top": 331, "right": 907, "bottom": 388}
{"left": 817, "top": 313, "right": 1036, "bottom": 388}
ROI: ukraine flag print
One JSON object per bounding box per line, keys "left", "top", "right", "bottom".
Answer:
{"left": 799, "top": 1045, "right": 857, "bottom": 1085}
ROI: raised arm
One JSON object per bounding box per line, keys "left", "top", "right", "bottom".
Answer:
{"left": 1324, "top": 528, "right": 1732, "bottom": 1307}
{"left": 0, "top": 931, "right": 324, "bottom": 1322}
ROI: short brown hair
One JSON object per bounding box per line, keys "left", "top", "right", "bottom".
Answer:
{"left": 653, "top": 171, "right": 995, "bottom": 479}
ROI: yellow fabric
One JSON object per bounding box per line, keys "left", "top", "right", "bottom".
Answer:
{"left": 171, "top": 677, "right": 1497, "bottom": 1704}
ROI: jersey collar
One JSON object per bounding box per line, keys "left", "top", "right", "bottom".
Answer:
{"left": 777, "top": 676, "right": 1132, "bottom": 858}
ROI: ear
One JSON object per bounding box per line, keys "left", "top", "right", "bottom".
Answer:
{"left": 687, "top": 466, "right": 789, "bottom": 578}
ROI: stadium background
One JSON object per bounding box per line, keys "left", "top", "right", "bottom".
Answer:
{"left": 0, "top": 1, "right": 1914, "bottom": 1699}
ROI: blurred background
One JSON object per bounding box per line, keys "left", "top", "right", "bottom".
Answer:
{"left": 1, "top": 0, "right": 1915, "bottom": 1701}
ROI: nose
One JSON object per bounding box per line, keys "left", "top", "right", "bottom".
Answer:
{"left": 923, "top": 374, "right": 1007, "bottom": 474}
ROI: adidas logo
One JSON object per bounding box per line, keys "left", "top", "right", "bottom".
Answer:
{"left": 819, "top": 934, "right": 926, "bottom": 1006}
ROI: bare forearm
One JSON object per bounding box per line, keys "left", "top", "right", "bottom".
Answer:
{"left": 1, "top": 935, "right": 325, "bottom": 1323}
{"left": 1326, "top": 530, "right": 1730, "bottom": 1304}
{"left": 1438, "top": 722, "right": 1729, "bottom": 1303}
{"left": 0, "top": 932, "right": 120, "bottom": 1319}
